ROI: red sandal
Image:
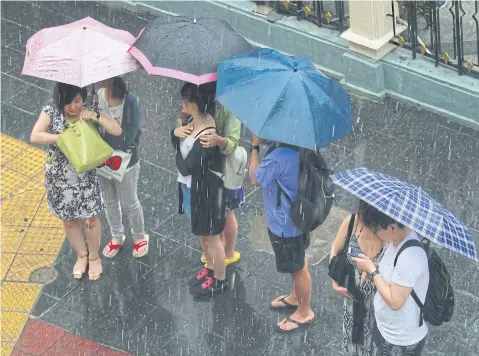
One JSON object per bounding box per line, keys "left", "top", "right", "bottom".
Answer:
{"left": 133, "top": 234, "right": 149, "bottom": 258}
{"left": 102, "top": 235, "right": 125, "bottom": 258}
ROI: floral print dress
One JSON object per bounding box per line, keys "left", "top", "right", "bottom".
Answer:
{"left": 43, "top": 100, "right": 104, "bottom": 220}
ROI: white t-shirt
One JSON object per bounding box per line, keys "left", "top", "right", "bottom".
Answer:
{"left": 374, "top": 230, "right": 429, "bottom": 346}
{"left": 98, "top": 88, "right": 124, "bottom": 124}
{"left": 177, "top": 136, "right": 195, "bottom": 188}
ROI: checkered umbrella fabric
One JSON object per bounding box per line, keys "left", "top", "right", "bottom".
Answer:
{"left": 331, "top": 168, "right": 478, "bottom": 262}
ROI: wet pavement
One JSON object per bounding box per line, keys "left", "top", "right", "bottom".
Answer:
{"left": 1, "top": 1, "right": 479, "bottom": 356}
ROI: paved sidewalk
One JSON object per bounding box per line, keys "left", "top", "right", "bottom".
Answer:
{"left": 1, "top": 2, "right": 478, "bottom": 356}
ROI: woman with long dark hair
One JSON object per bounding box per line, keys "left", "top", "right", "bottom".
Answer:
{"left": 31, "top": 82, "right": 121, "bottom": 280}
{"left": 92, "top": 76, "right": 148, "bottom": 259}
{"left": 330, "top": 201, "right": 384, "bottom": 355}
{"left": 196, "top": 81, "right": 243, "bottom": 270}
{"left": 172, "top": 82, "right": 227, "bottom": 295}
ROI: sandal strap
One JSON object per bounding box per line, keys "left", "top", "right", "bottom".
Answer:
{"left": 284, "top": 316, "right": 301, "bottom": 327}
{"left": 133, "top": 240, "right": 148, "bottom": 251}
{"left": 107, "top": 240, "right": 123, "bottom": 251}
{"left": 278, "top": 296, "right": 295, "bottom": 307}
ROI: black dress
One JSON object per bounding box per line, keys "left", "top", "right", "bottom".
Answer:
{"left": 171, "top": 129, "right": 226, "bottom": 236}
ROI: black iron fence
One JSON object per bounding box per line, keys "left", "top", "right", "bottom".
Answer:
{"left": 391, "top": 0, "right": 479, "bottom": 78}
{"left": 254, "top": 1, "right": 349, "bottom": 32}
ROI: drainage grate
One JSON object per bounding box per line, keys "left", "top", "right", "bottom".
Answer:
{"left": 29, "top": 267, "right": 58, "bottom": 284}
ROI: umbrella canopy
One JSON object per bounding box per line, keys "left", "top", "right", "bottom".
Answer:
{"left": 216, "top": 48, "right": 352, "bottom": 150}
{"left": 22, "top": 17, "right": 140, "bottom": 87}
{"left": 332, "top": 167, "right": 478, "bottom": 262}
{"left": 129, "top": 16, "right": 252, "bottom": 85}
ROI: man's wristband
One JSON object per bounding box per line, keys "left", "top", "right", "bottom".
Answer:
{"left": 250, "top": 145, "right": 260, "bottom": 153}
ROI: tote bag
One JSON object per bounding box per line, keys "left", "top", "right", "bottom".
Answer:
{"left": 96, "top": 149, "right": 132, "bottom": 182}
{"left": 56, "top": 119, "right": 113, "bottom": 173}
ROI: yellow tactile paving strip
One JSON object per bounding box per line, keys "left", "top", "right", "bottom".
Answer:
{"left": 0, "top": 134, "right": 65, "bottom": 354}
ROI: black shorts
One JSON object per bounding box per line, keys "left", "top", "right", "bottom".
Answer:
{"left": 268, "top": 229, "right": 310, "bottom": 274}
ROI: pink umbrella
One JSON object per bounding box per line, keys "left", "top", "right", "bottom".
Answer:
{"left": 22, "top": 17, "right": 140, "bottom": 87}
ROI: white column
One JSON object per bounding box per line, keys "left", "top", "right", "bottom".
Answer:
{"left": 341, "top": 0, "right": 406, "bottom": 60}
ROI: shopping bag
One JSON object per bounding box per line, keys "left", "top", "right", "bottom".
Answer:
{"left": 96, "top": 149, "right": 132, "bottom": 182}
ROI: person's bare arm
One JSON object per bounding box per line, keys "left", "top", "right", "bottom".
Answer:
{"left": 353, "top": 254, "right": 413, "bottom": 310}
{"left": 329, "top": 216, "right": 351, "bottom": 261}
{"left": 98, "top": 112, "right": 122, "bottom": 136}
{"left": 372, "top": 276, "right": 413, "bottom": 310}
{"left": 249, "top": 135, "right": 261, "bottom": 185}
{"left": 80, "top": 109, "right": 122, "bottom": 136}
{"left": 30, "top": 111, "right": 58, "bottom": 145}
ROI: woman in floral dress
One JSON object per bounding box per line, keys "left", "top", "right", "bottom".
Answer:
{"left": 330, "top": 201, "right": 384, "bottom": 356}
{"left": 31, "top": 82, "right": 121, "bottom": 280}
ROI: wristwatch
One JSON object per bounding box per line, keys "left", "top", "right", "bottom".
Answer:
{"left": 250, "top": 145, "right": 260, "bottom": 153}
{"left": 93, "top": 105, "right": 101, "bottom": 120}
{"left": 369, "top": 269, "right": 380, "bottom": 281}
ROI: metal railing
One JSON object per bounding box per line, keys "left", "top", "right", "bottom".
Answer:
{"left": 391, "top": 0, "right": 479, "bottom": 78}
{"left": 254, "top": 1, "right": 349, "bottom": 32}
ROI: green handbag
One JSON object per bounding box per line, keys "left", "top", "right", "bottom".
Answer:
{"left": 55, "top": 118, "right": 113, "bottom": 174}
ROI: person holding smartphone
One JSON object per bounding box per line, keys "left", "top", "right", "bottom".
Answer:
{"left": 329, "top": 201, "right": 384, "bottom": 356}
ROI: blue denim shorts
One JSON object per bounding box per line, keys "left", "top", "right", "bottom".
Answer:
{"left": 181, "top": 185, "right": 244, "bottom": 220}
{"left": 224, "top": 187, "right": 245, "bottom": 211}
{"left": 180, "top": 183, "right": 192, "bottom": 220}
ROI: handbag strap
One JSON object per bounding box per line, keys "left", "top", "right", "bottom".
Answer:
{"left": 194, "top": 126, "right": 216, "bottom": 139}
{"left": 343, "top": 214, "right": 356, "bottom": 253}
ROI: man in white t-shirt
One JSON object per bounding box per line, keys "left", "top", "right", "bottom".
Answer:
{"left": 352, "top": 201, "right": 429, "bottom": 356}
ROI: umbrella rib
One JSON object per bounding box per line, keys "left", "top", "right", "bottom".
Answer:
{"left": 256, "top": 73, "right": 295, "bottom": 139}
{"left": 300, "top": 73, "right": 353, "bottom": 144}
{"left": 334, "top": 169, "right": 477, "bottom": 261}
{"left": 197, "top": 25, "right": 216, "bottom": 76}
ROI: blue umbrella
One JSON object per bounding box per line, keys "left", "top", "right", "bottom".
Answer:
{"left": 216, "top": 48, "right": 352, "bottom": 150}
{"left": 332, "top": 168, "right": 478, "bottom": 262}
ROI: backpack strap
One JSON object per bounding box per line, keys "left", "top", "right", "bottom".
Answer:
{"left": 394, "top": 239, "right": 426, "bottom": 327}
{"left": 271, "top": 144, "right": 299, "bottom": 209}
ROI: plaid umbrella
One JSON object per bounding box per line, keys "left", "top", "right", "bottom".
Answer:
{"left": 332, "top": 168, "right": 478, "bottom": 262}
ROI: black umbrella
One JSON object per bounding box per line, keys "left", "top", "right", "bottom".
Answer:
{"left": 129, "top": 16, "right": 253, "bottom": 85}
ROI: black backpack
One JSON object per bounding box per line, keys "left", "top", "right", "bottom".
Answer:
{"left": 266, "top": 144, "right": 335, "bottom": 233}
{"left": 394, "top": 238, "right": 454, "bottom": 327}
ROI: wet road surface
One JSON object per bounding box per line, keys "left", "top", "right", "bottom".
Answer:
{"left": 1, "top": 1, "right": 479, "bottom": 356}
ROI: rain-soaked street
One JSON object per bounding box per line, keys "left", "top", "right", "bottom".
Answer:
{"left": 1, "top": 1, "right": 479, "bottom": 356}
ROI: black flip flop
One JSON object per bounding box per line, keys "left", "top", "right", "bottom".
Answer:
{"left": 269, "top": 296, "right": 298, "bottom": 311}
{"left": 276, "top": 316, "right": 316, "bottom": 333}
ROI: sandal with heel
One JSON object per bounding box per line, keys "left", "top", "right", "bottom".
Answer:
{"left": 88, "top": 256, "right": 102, "bottom": 281}
{"left": 73, "top": 255, "right": 88, "bottom": 280}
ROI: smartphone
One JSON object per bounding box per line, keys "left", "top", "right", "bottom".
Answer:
{"left": 348, "top": 246, "right": 361, "bottom": 258}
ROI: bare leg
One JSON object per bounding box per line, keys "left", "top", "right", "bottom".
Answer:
{"left": 202, "top": 233, "right": 226, "bottom": 262}
{"left": 202, "top": 235, "right": 226, "bottom": 280}
{"left": 64, "top": 220, "right": 88, "bottom": 279}
{"left": 223, "top": 210, "right": 238, "bottom": 260}
{"left": 278, "top": 257, "right": 314, "bottom": 331}
{"left": 271, "top": 274, "right": 298, "bottom": 308}
{"left": 83, "top": 217, "right": 102, "bottom": 280}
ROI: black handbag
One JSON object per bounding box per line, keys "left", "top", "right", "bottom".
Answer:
{"left": 328, "top": 214, "right": 356, "bottom": 287}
